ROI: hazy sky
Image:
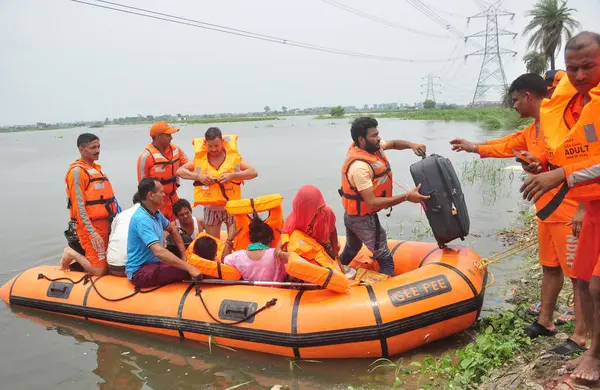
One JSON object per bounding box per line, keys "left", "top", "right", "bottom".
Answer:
{"left": 1, "top": 0, "right": 598, "bottom": 125}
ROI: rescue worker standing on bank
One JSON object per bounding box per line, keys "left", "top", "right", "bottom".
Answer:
{"left": 449, "top": 73, "right": 586, "bottom": 353}
{"left": 65, "top": 133, "right": 117, "bottom": 276}
{"left": 137, "top": 121, "right": 189, "bottom": 221}
{"left": 520, "top": 32, "right": 600, "bottom": 383}
{"left": 338, "top": 117, "right": 430, "bottom": 276}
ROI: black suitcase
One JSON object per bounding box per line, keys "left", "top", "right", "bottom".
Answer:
{"left": 409, "top": 153, "right": 470, "bottom": 248}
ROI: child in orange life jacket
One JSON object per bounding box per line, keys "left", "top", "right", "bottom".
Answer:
{"left": 190, "top": 225, "right": 237, "bottom": 262}
{"left": 193, "top": 236, "right": 219, "bottom": 261}
{"left": 223, "top": 218, "right": 289, "bottom": 282}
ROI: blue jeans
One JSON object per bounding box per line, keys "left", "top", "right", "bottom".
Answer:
{"left": 339, "top": 212, "right": 395, "bottom": 276}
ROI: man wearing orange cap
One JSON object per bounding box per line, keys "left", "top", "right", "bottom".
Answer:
{"left": 137, "top": 121, "right": 189, "bottom": 221}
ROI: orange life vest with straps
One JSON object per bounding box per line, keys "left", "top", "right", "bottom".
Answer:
{"left": 186, "top": 233, "right": 242, "bottom": 280}
{"left": 281, "top": 230, "right": 349, "bottom": 293}
{"left": 192, "top": 134, "right": 244, "bottom": 207}
{"left": 225, "top": 194, "right": 284, "bottom": 251}
{"left": 142, "top": 143, "right": 183, "bottom": 197}
{"left": 536, "top": 77, "right": 600, "bottom": 218}
{"left": 65, "top": 160, "right": 117, "bottom": 222}
{"left": 339, "top": 144, "right": 393, "bottom": 216}
{"left": 281, "top": 230, "right": 341, "bottom": 271}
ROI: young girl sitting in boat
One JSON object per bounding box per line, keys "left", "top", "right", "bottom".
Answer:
{"left": 223, "top": 218, "right": 289, "bottom": 282}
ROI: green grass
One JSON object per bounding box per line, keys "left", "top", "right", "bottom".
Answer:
{"left": 415, "top": 309, "right": 533, "bottom": 389}
{"left": 365, "top": 210, "right": 563, "bottom": 389}
{"left": 325, "top": 108, "right": 532, "bottom": 131}
{"left": 359, "top": 308, "right": 533, "bottom": 389}
{"left": 182, "top": 117, "right": 278, "bottom": 124}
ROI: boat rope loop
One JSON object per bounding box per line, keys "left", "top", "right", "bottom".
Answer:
{"left": 37, "top": 273, "right": 176, "bottom": 301}
{"left": 473, "top": 238, "right": 540, "bottom": 289}
{"left": 194, "top": 280, "right": 277, "bottom": 325}
{"left": 36, "top": 273, "right": 278, "bottom": 324}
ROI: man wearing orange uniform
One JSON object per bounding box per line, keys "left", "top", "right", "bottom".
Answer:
{"left": 545, "top": 69, "right": 566, "bottom": 98}
{"left": 137, "top": 121, "right": 189, "bottom": 221}
{"left": 450, "top": 74, "right": 585, "bottom": 352}
{"left": 520, "top": 32, "right": 600, "bottom": 382}
{"left": 64, "top": 133, "right": 117, "bottom": 276}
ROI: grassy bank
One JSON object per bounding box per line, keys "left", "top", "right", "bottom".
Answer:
{"left": 0, "top": 117, "right": 279, "bottom": 133}
{"left": 316, "top": 108, "right": 531, "bottom": 131}
{"left": 182, "top": 116, "right": 278, "bottom": 124}
{"left": 111, "top": 116, "right": 280, "bottom": 126}
{"left": 359, "top": 210, "right": 581, "bottom": 389}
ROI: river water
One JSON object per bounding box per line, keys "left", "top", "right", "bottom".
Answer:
{"left": 0, "top": 116, "right": 529, "bottom": 389}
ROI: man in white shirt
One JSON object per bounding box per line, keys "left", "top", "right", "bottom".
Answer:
{"left": 106, "top": 193, "right": 141, "bottom": 276}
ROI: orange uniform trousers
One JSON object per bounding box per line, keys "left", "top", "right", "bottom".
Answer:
{"left": 76, "top": 219, "right": 110, "bottom": 268}
{"left": 573, "top": 200, "right": 600, "bottom": 282}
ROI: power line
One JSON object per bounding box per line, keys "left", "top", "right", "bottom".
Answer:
{"left": 319, "top": 0, "right": 452, "bottom": 39}
{"left": 72, "top": 0, "right": 458, "bottom": 63}
{"left": 405, "top": 0, "right": 466, "bottom": 39}
{"left": 419, "top": 0, "right": 468, "bottom": 19}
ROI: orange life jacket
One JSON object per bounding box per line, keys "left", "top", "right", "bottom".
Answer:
{"left": 225, "top": 194, "right": 284, "bottom": 251}
{"left": 65, "top": 160, "right": 117, "bottom": 223}
{"left": 538, "top": 77, "right": 600, "bottom": 216}
{"left": 192, "top": 135, "right": 244, "bottom": 207}
{"left": 142, "top": 143, "right": 183, "bottom": 196}
{"left": 186, "top": 233, "right": 241, "bottom": 280}
{"left": 284, "top": 252, "right": 350, "bottom": 293}
{"left": 281, "top": 230, "right": 341, "bottom": 271}
{"left": 339, "top": 144, "right": 393, "bottom": 216}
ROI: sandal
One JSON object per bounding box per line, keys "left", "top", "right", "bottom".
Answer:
{"left": 527, "top": 302, "right": 559, "bottom": 317}
{"left": 555, "top": 309, "right": 576, "bottom": 325}
{"left": 523, "top": 321, "right": 558, "bottom": 339}
{"left": 549, "top": 339, "right": 586, "bottom": 356}
{"left": 527, "top": 302, "right": 542, "bottom": 316}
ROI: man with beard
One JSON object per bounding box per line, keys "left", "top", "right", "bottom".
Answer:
{"left": 64, "top": 133, "right": 118, "bottom": 276}
{"left": 338, "top": 117, "right": 429, "bottom": 276}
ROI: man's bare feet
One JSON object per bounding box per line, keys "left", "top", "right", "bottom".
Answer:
{"left": 565, "top": 353, "right": 585, "bottom": 370}
{"left": 571, "top": 354, "right": 600, "bottom": 383}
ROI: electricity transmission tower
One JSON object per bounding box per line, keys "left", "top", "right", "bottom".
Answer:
{"left": 465, "top": 3, "right": 517, "bottom": 106}
{"left": 421, "top": 73, "right": 441, "bottom": 102}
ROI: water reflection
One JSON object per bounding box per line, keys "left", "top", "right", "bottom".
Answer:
{"left": 13, "top": 307, "right": 475, "bottom": 390}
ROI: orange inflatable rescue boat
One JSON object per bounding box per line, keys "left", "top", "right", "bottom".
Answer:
{"left": 0, "top": 239, "right": 486, "bottom": 359}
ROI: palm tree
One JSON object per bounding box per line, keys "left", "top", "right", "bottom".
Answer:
{"left": 522, "top": 0, "right": 581, "bottom": 70}
{"left": 523, "top": 52, "right": 548, "bottom": 74}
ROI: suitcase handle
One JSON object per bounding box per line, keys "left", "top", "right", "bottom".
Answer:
{"left": 417, "top": 150, "right": 427, "bottom": 159}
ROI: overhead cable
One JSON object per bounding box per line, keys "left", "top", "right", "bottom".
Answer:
{"left": 72, "top": 0, "right": 458, "bottom": 63}
{"left": 319, "top": 0, "right": 452, "bottom": 39}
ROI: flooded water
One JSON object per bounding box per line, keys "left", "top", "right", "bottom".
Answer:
{"left": 0, "top": 116, "right": 530, "bottom": 389}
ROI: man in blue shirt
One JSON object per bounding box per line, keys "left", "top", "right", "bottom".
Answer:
{"left": 127, "top": 178, "right": 201, "bottom": 288}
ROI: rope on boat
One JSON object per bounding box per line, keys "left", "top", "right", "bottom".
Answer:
{"left": 193, "top": 281, "right": 277, "bottom": 325}
{"left": 37, "top": 273, "right": 278, "bottom": 324}
{"left": 38, "top": 273, "right": 178, "bottom": 301}
{"left": 473, "top": 238, "right": 540, "bottom": 288}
